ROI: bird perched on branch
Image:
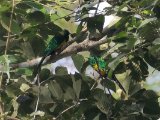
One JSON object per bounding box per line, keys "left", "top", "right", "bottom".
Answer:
{"left": 88, "top": 56, "right": 126, "bottom": 93}
{"left": 33, "top": 29, "right": 70, "bottom": 76}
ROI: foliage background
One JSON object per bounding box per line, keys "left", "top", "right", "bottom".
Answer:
{"left": 0, "top": 0, "right": 160, "bottom": 119}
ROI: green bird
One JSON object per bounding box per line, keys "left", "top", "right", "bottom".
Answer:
{"left": 33, "top": 29, "right": 70, "bottom": 76}
{"left": 88, "top": 56, "right": 126, "bottom": 93}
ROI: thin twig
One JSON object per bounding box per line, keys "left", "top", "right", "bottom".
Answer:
{"left": 33, "top": 74, "right": 40, "bottom": 119}
{"left": 54, "top": 11, "right": 75, "bottom": 21}
{"left": 0, "top": 1, "right": 15, "bottom": 119}
{"left": 54, "top": 103, "right": 80, "bottom": 120}
{"left": 5, "top": 0, "right": 15, "bottom": 55}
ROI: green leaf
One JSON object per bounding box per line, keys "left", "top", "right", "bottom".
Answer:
{"left": 84, "top": 107, "right": 101, "bottom": 120}
{"left": 71, "top": 75, "right": 82, "bottom": 99}
{"left": 113, "top": 31, "right": 128, "bottom": 43}
{"left": 6, "top": 83, "right": 21, "bottom": 98}
{"left": 49, "top": 104, "right": 58, "bottom": 112}
{"left": 129, "top": 82, "right": 142, "bottom": 96}
{"left": 39, "top": 68, "right": 50, "bottom": 81}
{"left": 95, "top": 15, "right": 105, "bottom": 33}
{"left": 138, "top": 17, "right": 157, "bottom": 29}
{"left": 108, "top": 54, "right": 125, "bottom": 71}
{"left": 21, "top": 1, "right": 44, "bottom": 11}
{"left": 48, "top": 81, "right": 63, "bottom": 100}
{"left": 87, "top": 15, "right": 104, "bottom": 39}
{"left": 138, "top": 20, "right": 159, "bottom": 42}
{"left": 51, "top": 14, "right": 60, "bottom": 21}
{"left": 55, "top": 66, "right": 68, "bottom": 75}
{"left": 150, "top": 44, "right": 160, "bottom": 57}
{"left": 143, "top": 101, "right": 160, "bottom": 115}
{"left": 144, "top": 51, "right": 160, "bottom": 71}
{"left": 71, "top": 54, "right": 85, "bottom": 72}
{"left": 64, "top": 87, "right": 76, "bottom": 100}
{"left": 29, "top": 36, "right": 46, "bottom": 57}
{"left": 0, "top": 2, "right": 10, "bottom": 13}
{"left": 32, "top": 86, "right": 53, "bottom": 103}
{"left": 16, "top": 68, "right": 32, "bottom": 76}
{"left": 100, "top": 79, "right": 116, "bottom": 92}
{"left": 92, "top": 88, "right": 112, "bottom": 114}
{"left": 12, "top": 99, "right": 19, "bottom": 117}
{"left": 21, "top": 41, "right": 35, "bottom": 58}
{"left": 27, "top": 11, "right": 45, "bottom": 24}
{"left": 153, "top": 38, "right": 160, "bottom": 45}
{"left": 76, "top": 22, "right": 83, "bottom": 34}
{"left": 143, "top": 90, "right": 159, "bottom": 100}
{"left": 20, "top": 83, "right": 30, "bottom": 92}
{"left": 39, "top": 86, "right": 53, "bottom": 104}
{"left": 126, "top": 35, "right": 137, "bottom": 49}
{"left": 0, "top": 55, "right": 10, "bottom": 81}
{"left": 0, "top": 15, "right": 21, "bottom": 34}
{"left": 0, "top": 40, "right": 5, "bottom": 47}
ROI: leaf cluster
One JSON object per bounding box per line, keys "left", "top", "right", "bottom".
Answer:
{"left": 0, "top": 0, "right": 160, "bottom": 119}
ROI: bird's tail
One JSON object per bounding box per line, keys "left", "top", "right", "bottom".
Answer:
{"left": 32, "top": 55, "right": 47, "bottom": 77}
{"left": 112, "top": 74, "right": 126, "bottom": 94}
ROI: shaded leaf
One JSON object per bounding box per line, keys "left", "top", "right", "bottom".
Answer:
{"left": 0, "top": 15, "right": 21, "bottom": 34}
{"left": 129, "top": 82, "right": 142, "bottom": 96}
{"left": 0, "top": 40, "right": 5, "bottom": 47}
{"left": 144, "top": 51, "right": 160, "bottom": 70}
{"left": 71, "top": 54, "right": 85, "bottom": 72}
{"left": 126, "top": 35, "right": 137, "bottom": 49}
{"left": 100, "top": 79, "right": 116, "bottom": 92}
{"left": 143, "top": 101, "right": 160, "bottom": 115}
{"left": 76, "top": 22, "right": 83, "bottom": 34}
{"left": 92, "top": 88, "right": 112, "bottom": 114}
{"left": 71, "top": 75, "right": 82, "bottom": 99}
{"left": 27, "top": 10, "right": 45, "bottom": 24}
{"left": 48, "top": 81, "right": 63, "bottom": 100}
{"left": 87, "top": 15, "right": 105, "bottom": 38}
{"left": 6, "top": 83, "right": 21, "bottom": 98}
{"left": 55, "top": 66, "right": 68, "bottom": 75}
{"left": 64, "top": 87, "right": 76, "bottom": 101}
{"left": 39, "top": 68, "right": 50, "bottom": 81}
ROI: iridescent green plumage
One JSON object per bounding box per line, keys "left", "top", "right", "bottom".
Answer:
{"left": 33, "top": 29, "right": 70, "bottom": 76}
{"left": 88, "top": 56, "right": 126, "bottom": 93}
{"left": 88, "top": 56, "right": 107, "bottom": 75}
{"left": 44, "top": 29, "right": 70, "bottom": 55}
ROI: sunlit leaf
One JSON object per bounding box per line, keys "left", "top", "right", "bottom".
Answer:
{"left": 138, "top": 18, "right": 157, "bottom": 29}
{"left": 108, "top": 54, "right": 125, "bottom": 71}
{"left": 20, "top": 83, "right": 30, "bottom": 92}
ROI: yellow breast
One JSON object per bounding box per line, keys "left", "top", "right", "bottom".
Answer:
{"left": 92, "top": 64, "right": 106, "bottom": 76}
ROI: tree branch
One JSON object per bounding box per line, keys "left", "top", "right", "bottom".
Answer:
{"left": 10, "top": 36, "right": 107, "bottom": 69}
